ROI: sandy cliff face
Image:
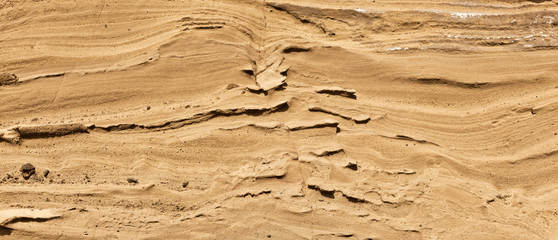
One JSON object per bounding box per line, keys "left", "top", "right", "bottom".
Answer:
{"left": 1, "top": 0, "right": 558, "bottom": 239}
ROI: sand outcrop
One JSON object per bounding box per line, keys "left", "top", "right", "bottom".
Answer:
{"left": 1, "top": 0, "right": 558, "bottom": 239}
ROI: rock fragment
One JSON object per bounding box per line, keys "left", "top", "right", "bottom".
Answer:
{"left": 0, "top": 73, "right": 18, "bottom": 86}
{"left": 0, "top": 128, "right": 21, "bottom": 144}
{"left": 127, "top": 177, "right": 139, "bottom": 184}
{"left": 20, "top": 163, "right": 36, "bottom": 180}
{"left": 226, "top": 83, "right": 239, "bottom": 90}
{"left": 345, "top": 160, "right": 358, "bottom": 171}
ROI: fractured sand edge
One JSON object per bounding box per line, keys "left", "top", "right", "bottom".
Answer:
{"left": 0, "top": 209, "right": 62, "bottom": 226}
{"left": 309, "top": 106, "right": 370, "bottom": 123}
{"left": 0, "top": 100, "right": 290, "bottom": 144}
{"left": 315, "top": 86, "right": 357, "bottom": 99}
{"left": 285, "top": 119, "right": 339, "bottom": 131}
{"left": 1, "top": 101, "right": 353, "bottom": 144}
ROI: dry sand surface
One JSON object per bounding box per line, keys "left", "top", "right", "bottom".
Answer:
{"left": 1, "top": 0, "right": 558, "bottom": 239}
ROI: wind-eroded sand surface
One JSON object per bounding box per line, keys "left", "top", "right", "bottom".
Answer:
{"left": 1, "top": 0, "right": 558, "bottom": 239}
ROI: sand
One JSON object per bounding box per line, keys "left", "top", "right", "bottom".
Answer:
{"left": 1, "top": 0, "right": 558, "bottom": 239}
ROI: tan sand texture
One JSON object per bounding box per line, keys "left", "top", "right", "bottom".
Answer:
{"left": 1, "top": 0, "right": 558, "bottom": 239}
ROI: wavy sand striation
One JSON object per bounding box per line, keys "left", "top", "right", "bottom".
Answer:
{"left": 1, "top": 0, "right": 558, "bottom": 239}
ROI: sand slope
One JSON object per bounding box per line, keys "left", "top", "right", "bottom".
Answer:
{"left": 1, "top": 0, "right": 558, "bottom": 239}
